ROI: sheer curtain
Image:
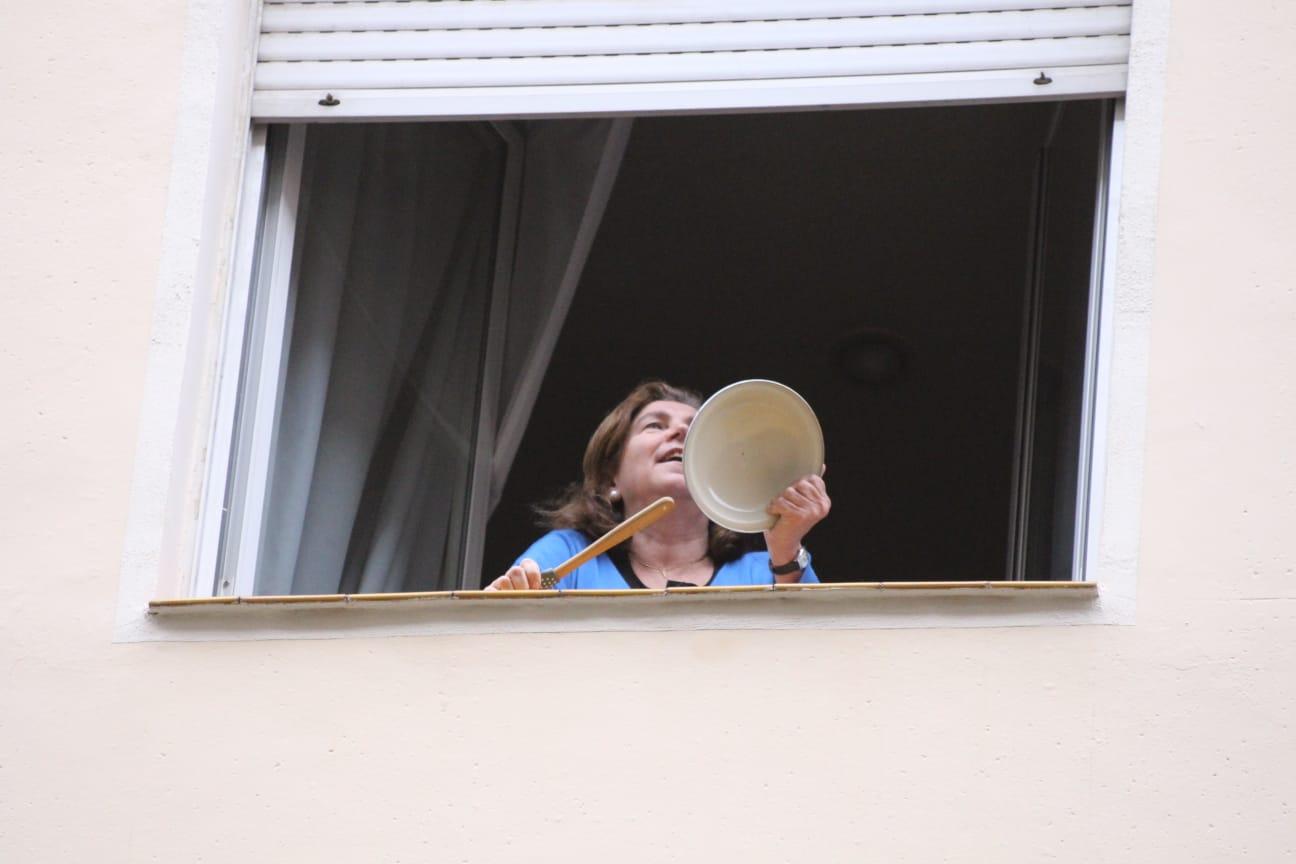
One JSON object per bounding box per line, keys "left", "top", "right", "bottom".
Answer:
{"left": 490, "top": 119, "right": 634, "bottom": 508}
{"left": 250, "top": 119, "right": 631, "bottom": 595}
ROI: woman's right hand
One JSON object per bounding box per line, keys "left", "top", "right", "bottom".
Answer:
{"left": 485, "top": 558, "right": 543, "bottom": 591}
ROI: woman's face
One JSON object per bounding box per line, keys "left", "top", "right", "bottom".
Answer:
{"left": 612, "top": 399, "right": 696, "bottom": 506}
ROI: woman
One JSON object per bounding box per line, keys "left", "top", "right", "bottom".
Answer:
{"left": 487, "top": 381, "right": 831, "bottom": 590}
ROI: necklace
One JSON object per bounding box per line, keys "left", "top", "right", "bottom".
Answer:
{"left": 628, "top": 550, "right": 710, "bottom": 583}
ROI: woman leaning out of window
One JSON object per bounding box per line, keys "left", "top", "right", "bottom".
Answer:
{"left": 487, "top": 380, "right": 830, "bottom": 591}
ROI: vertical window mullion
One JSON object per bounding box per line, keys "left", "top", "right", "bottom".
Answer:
{"left": 1075, "top": 99, "right": 1125, "bottom": 582}
{"left": 192, "top": 125, "right": 270, "bottom": 597}
{"left": 221, "top": 124, "right": 308, "bottom": 596}
{"left": 1006, "top": 105, "right": 1061, "bottom": 581}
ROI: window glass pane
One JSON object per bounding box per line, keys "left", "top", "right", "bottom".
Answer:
{"left": 253, "top": 123, "right": 505, "bottom": 594}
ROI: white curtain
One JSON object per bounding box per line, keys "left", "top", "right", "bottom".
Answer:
{"left": 252, "top": 119, "right": 631, "bottom": 594}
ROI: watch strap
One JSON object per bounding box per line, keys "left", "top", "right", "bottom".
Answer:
{"left": 769, "top": 546, "right": 809, "bottom": 575}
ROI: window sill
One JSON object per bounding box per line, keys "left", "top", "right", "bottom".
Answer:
{"left": 126, "top": 582, "right": 1108, "bottom": 642}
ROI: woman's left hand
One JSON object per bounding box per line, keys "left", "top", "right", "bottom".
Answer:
{"left": 764, "top": 472, "right": 831, "bottom": 569}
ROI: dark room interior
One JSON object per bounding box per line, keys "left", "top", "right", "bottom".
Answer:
{"left": 484, "top": 100, "right": 1104, "bottom": 583}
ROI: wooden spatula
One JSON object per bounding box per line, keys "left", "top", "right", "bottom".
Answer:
{"left": 540, "top": 497, "right": 676, "bottom": 589}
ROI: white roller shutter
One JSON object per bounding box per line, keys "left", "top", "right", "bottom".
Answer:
{"left": 252, "top": 0, "right": 1132, "bottom": 119}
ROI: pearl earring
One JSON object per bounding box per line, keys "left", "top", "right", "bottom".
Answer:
{"left": 609, "top": 488, "right": 621, "bottom": 503}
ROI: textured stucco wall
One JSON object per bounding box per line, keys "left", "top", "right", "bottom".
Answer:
{"left": 3, "top": 2, "right": 1295, "bottom": 862}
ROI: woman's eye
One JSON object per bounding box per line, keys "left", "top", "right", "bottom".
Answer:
{"left": 644, "top": 422, "right": 663, "bottom": 431}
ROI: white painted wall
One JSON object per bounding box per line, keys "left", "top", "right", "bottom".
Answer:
{"left": 2, "top": 1, "right": 1295, "bottom": 861}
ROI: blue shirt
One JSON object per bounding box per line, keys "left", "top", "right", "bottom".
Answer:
{"left": 513, "top": 529, "right": 819, "bottom": 590}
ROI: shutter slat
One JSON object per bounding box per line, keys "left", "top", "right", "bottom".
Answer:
{"left": 259, "top": 8, "right": 1130, "bottom": 63}
{"left": 262, "top": 0, "right": 1130, "bottom": 32}
{"left": 255, "top": 35, "right": 1130, "bottom": 91}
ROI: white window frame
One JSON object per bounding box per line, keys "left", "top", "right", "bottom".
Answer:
{"left": 205, "top": 103, "right": 1124, "bottom": 597}
{"left": 115, "top": 0, "right": 1171, "bottom": 641}
{"left": 1005, "top": 99, "right": 1123, "bottom": 583}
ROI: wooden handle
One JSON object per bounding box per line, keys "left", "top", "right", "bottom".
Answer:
{"left": 539, "top": 497, "right": 676, "bottom": 589}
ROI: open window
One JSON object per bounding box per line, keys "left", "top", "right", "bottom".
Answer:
{"left": 485, "top": 100, "right": 1110, "bottom": 582}
{"left": 482, "top": 101, "right": 1117, "bottom": 584}
{"left": 186, "top": 0, "right": 1132, "bottom": 596}
{"left": 199, "top": 98, "right": 1118, "bottom": 595}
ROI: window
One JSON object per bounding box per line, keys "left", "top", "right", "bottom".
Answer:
{"left": 198, "top": 97, "right": 1119, "bottom": 596}
{"left": 108, "top": 0, "right": 1152, "bottom": 611}
{"left": 117, "top": 0, "right": 1174, "bottom": 642}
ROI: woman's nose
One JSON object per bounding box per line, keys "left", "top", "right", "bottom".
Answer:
{"left": 667, "top": 422, "right": 688, "bottom": 441}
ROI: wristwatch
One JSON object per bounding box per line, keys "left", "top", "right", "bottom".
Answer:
{"left": 769, "top": 546, "right": 811, "bottom": 575}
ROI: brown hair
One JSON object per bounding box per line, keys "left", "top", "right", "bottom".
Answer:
{"left": 536, "top": 380, "right": 744, "bottom": 564}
